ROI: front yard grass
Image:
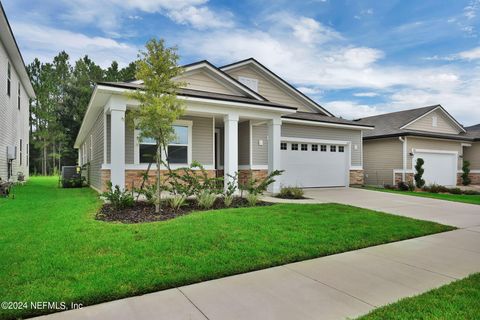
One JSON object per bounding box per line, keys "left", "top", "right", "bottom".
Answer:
{"left": 0, "top": 177, "right": 453, "bottom": 319}
{"left": 357, "top": 273, "right": 480, "bottom": 320}
{"left": 364, "top": 186, "right": 480, "bottom": 205}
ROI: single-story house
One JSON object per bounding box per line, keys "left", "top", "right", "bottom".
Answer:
{"left": 74, "top": 58, "right": 373, "bottom": 193}
{"left": 356, "top": 105, "right": 480, "bottom": 186}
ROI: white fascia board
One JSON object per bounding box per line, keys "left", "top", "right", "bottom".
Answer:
{"left": 222, "top": 60, "right": 333, "bottom": 116}
{"left": 400, "top": 106, "right": 466, "bottom": 133}
{"left": 282, "top": 118, "right": 374, "bottom": 130}
{"left": 182, "top": 62, "right": 266, "bottom": 101}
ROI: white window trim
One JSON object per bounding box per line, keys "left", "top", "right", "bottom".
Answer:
{"left": 90, "top": 135, "right": 93, "bottom": 161}
{"left": 135, "top": 119, "right": 193, "bottom": 166}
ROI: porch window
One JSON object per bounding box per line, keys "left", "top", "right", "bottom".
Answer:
{"left": 167, "top": 125, "right": 189, "bottom": 164}
{"left": 139, "top": 124, "right": 190, "bottom": 164}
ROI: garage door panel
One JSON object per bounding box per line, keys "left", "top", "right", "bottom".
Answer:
{"left": 413, "top": 152, "right": 457, "bottom": 186}
{"left": 281, "top": 142, "right": 348, "bottom": 188}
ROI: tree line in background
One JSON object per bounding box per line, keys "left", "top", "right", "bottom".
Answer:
{"left": 27, "top": 52, "right": 137, "bottom": 175}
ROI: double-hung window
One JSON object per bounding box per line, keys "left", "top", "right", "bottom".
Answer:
{"left": 167, "top": 125, "right": 189, "bottom": 164}
{"left": 18, "top": 82, "right": 21, "bottom": 110}
{"left": 139, "top": 124, "right": 190, "bottom": 165}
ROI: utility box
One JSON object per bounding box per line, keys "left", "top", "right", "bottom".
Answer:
{"left": 6, "top": 145, "right": 16, "bottom": 160}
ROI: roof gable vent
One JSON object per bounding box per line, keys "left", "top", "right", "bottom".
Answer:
{"left": 238, "top": 76, "right": 258, "bottom": 92}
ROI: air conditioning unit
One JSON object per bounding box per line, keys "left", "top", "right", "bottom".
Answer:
{"left": 6, "top": 145, "right": 16, "bottom": 160}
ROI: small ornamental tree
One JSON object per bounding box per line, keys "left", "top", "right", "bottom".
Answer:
{"left": 127, "top": 38, "right": 185, "bottom": 213}
{"left": 462, "top": 160, "right": 471, "bottom": 186}
{"left": 414, "top": 158, "right": 425, "bottom": 188}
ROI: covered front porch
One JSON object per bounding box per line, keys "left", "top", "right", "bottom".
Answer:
{"left": 102, "top": 93, "right": 291, "bottom": 193}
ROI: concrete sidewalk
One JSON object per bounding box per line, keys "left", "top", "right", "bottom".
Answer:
{"left": 34, "top": 227, "right": 480, "bottom": 320}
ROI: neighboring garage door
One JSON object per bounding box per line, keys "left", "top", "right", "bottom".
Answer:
{"left": 413, "top": 151, "right": 457, "bottom": 186}
{"left": 280, "top": 141, "right": 348, "bottom": 187}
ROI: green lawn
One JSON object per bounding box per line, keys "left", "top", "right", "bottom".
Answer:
{"left": 364, "top": 186, "right": 480, "bottom": 205}
{"left": 0, "top": 177, "right": 453, "bottom": 319}
{"left": 357, "top": 273, "right": 480, "bottom": 320}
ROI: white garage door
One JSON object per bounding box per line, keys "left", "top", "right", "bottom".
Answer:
{"left": 413, "top": 151, "right": 457, "bottom": 186}
{"left": 280, "top": 141, "right": 348, "bottom": 188}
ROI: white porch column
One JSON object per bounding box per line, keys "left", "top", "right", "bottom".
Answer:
{"left": 268, "top": 117, "right": 282, "bottom": 193}
{"left": 224, "top": 113, "right": 239, "bottom": 190}
{"left": 109, "top": 103, "right": 126, "bottom": 190}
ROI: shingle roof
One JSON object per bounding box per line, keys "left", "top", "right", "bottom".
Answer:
{"left": 97, "top": 81, "right": 297, "bottom": 110}
{"left": 355, "top": 105, "right": 476, "bottom": 141}
{"left": 282, "top": 111, "right": 374, "bottom": 128}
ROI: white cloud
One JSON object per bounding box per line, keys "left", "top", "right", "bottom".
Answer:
{"left": 60, "top": 0, "right": 233, "bottom": 32}
{"left": 458, "top": 47, "right": 480, "bottom": 60}
{"left": 323, "top": 101, "right": 379, "bottom": 119}
{"left": 292, "top": 17, "right": 341, "bottom": 44}
{"left": 353, "top": 92, "right": 379, "bottom": 97}
{"left": 297, "top": 87, "right": 323, "bottom": 95}
{"left": 12, "top": 22, "right": 138, "bottom": 67}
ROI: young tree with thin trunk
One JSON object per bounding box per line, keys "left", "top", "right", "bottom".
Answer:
{"left": 128, "top": 38, "right": 185, "bottom": 213}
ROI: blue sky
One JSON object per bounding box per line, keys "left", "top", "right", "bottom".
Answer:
{"left": 3, "top": 0, "right": 480, "bottom": 125}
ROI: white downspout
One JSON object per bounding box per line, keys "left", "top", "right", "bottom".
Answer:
{"left": 399, "top": 136, "right": 406, "bottom": 182}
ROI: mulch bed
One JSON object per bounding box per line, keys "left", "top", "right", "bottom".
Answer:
{"left": 96, "top": 197, "right": 273, "bottom": 223}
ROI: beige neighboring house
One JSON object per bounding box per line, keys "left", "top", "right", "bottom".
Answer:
{"left": 357, "top": 105, "right": 480, "bottom": 186}
{"left": 74, "top": 58, "right": 373, "bottom": 193}
{"left": 0, "top": 3, "right": 35, "bottom": 182}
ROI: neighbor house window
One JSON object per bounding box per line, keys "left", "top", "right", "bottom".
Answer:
{"left": 280, "top": 142, "right": 287, "bottom": 150}
{"left": 139, "top": 136, "right": 157, "bottom": 164}
{"left": 291, "top": 143, "right": 298, "bottom": 151}
{"left": 330, "top": 145, "right": 336, "bottom": 152}
{"left": 17, "top": 82, "right": 21, "bottom": 110}
{"left": 311, "top": 144, "right": 318, "bottom": 151}
{"left": 339, "top": 146, "right": 345, "bottom": 153}
{"left": 7, "top": 62, "right": 11, "bottom": 96}
{"left": 301, "top": 144, "right": 308, "bottom": 151}
{"left": 167, "top": 125, "right": 189, "bottom": 164}
{"left": 320, "top": 145, "right": 327, "bottom": 152}
{"left": 19, "top": 139, "right": 22, "bottom": 166}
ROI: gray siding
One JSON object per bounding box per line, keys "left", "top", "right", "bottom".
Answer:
{"left": 281, "top": 123, "right": 362, "bottom": 166}
{"left": 178, "top": 71, "right": 243, "bottom": 96}
{"left": 252, "top": 124, "right": 268, "bottom": 165}
{"left": 0, "top": 41, "right": 30, "bottom": 180}
{"left": 186, "top": 115, "right": 214, "bottom": 165}
{"left": 238, "top": 121, "right": 250, "bottom": 165}
{"left": 125, "top": 119, "right": 134, "bottom": 164}
{"left": 363, "top": 138, "right": 403, "bottom": 186}
{"left": 464, "top": 142, "right": 480, "bottom": 170}
{"left": 405, "top": 109, "right": 460, "bottom": 134}
{"left": 87, "top": 111, "right": 104, "bottom": 191}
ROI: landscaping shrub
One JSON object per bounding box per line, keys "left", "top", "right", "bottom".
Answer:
{"left": 407, "top": 181, "right": 416, "bottom": 191}
{"left": 383, "top": 184, "right": 395, "bottom": 190}
{"left": 223, "top": 173, "right": 238, "bottom": 207}
{"left": 239, "top": 170, "right": 283, "bottom": 206}
{"left": 397, "top": 181, "right": 409, "bottom": 191}
{"left": 414, "top": 158, "right": 426, "bottom": 188}
{"left": 462, "top": 160, "right": 471, "bottom": 186}
{"left": 448, "top": 187, "right": 462, "bottom": 195}
{"left": 168, "top": 195, "right": 187, "bottom": 212}
{"left": 197, "top": 190, "right": 217, "bottom": 209}
{"left": 277, "top": 186, "right": 305, "bottom": 199}
{"left": 102, "top": 181, "right": 134, "bottom": 210}
{"left": 135, "top": 184, "right": 157, "bottom": 204}
{"left": 463, "top": 190, "right": 480, "bottom": 195}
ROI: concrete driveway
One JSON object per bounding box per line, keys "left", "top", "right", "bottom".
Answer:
{"left": 302, "top": 188, "right": 480, "bottom": 228}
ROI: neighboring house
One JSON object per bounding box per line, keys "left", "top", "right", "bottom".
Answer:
{"left": 464, "top": 124, "right": 480, "bottom": 185}
{"left": 356, "top": 105, "right": 480, "bottom": 186}
{"left": 74, "top": 58, "right": 373, "bottom": 193}
{"left": 0, "top": 3, "right": 35, "bottom": 181}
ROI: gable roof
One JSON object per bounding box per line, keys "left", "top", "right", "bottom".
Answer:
{"left": 356, "top": 105, "right": 470, "bottom": 141}
{"left": 220, "top": 58, "right": 334, "bottom": 117}
{"left": 180, "top": 60, "right": 268, "bottom": 101}
{"left": 466, "top": 124, "right": 480, "bottom": 131}
{"left": 0, "top": 3, "right": 35, "bottom": 98}
{"left": 97, "top": 81, "right": 297, "bottom": 110}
